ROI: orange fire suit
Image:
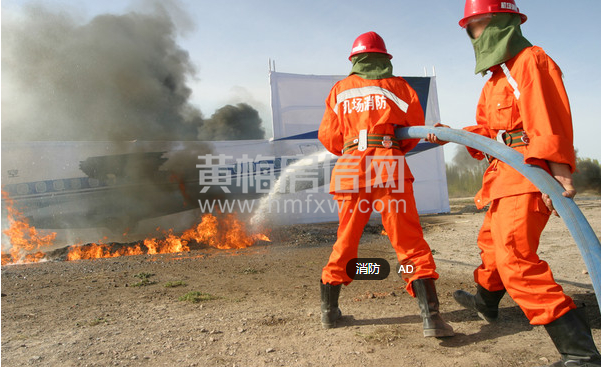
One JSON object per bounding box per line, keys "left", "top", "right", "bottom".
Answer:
{"left": 318, "top": 74, "right": 438, "bottom": 297}
{"left": 465, "top": 46, "right": 576, "bottom": 325}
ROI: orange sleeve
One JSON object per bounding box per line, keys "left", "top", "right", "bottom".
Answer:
{"left": 318, "top": 89, "right": 344, "bottom": 156}
{"left": 463, "top": 88, "right": 496, "bottom": 161}
{"left": 518, "top": 50, "right": 576, "bottom": 172}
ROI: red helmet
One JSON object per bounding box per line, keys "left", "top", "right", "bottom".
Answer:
{"left": 349, "top": 32, "right": 392, "bottom": 60}
{"left": 459, "top": 0, "right": 527, "bottom": 28}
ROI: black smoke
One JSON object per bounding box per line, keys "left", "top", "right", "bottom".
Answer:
{"left": 199, "top": 103, "right": 265, "bottom": 141}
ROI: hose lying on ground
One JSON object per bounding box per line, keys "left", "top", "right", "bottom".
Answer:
{"left": 396, "top": 126, "right": 601, "bottom": 310}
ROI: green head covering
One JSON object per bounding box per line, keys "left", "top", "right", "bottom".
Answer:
{"left": 349, "top": 53, "right": 393, "bottom": 79}
{"left": 471, "top": 13, "right": 532, "bottom": 75}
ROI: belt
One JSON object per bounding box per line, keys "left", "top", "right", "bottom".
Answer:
{"left": 342, "top": 134, "right": 400, "bottom": 154}
{"left": 502, "top": 128, "right": 530, "bottom": 148}
{"left": 486, "top": 128, "right": 529, "bottom": 163}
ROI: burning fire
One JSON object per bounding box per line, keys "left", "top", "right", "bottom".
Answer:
{"left": 2, "top": 191, "right": 270, "bottom": 265}
{"left": 65, "top": 214, "right": 270, "bottom": 261}
{"left": 1, "top": 191, "right": 57, "bottom": 265}
{"left": 182, "top": 214, "right": 270, "bottom": 249}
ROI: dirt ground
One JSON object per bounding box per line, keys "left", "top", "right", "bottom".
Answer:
{"left": 2, "top": 196, "right": 600, "bottom": 367}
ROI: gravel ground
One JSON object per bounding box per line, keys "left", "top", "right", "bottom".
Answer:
{"left": 2, "top": 197, "right": 600, "bottom": 367}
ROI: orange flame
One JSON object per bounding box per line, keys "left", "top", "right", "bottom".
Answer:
{"left": 1, "top": 191, "right": 56, "bottom": 265}
{"left": 182, "top": 213, "right": 270, "bottom": 250}
{"left": 65, "top": 214, "right": 268, "bottom": 260}
{"left": 144, "top": 229, "right": 190, "bottom": 255}
{"left": 66, "top": 242, "right": 148, "bottom": 261}
{"left": 2, "top": 189, "right": 269, "bottom": 264}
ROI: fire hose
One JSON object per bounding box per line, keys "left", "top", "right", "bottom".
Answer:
{"left": 396, "top": 126, "right": 601, "bottom": 310}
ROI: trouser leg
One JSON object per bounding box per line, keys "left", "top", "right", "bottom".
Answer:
{"left": 320, "top": 192, "right": 372, "bottom": 329}
{"left": 378, "top": 188, "right": 438, "bottom": 296}
{"left": 321, "top": 192, "right": 372, "bottom": 286}
{"left": 473, "top": 206, "right": 505, "bottom": 291}
{"left": 453, "top": 208, "right": 507, "bottom": 320}
{"left": 376, "top": 187, "right": 452, "bottom": 337}
{"left": 488, "top": 194, "right": 575, "bottom": 325}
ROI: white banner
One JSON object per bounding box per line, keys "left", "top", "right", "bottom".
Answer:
{"left": 269, "top": 71, "right": 449, "bottom": 221}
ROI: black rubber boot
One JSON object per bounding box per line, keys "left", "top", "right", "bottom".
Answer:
{"left": 541, "top": 306, "right": 601, "bottom": 367}
{"left": 320, "top": 280, "right": 342, "bottom": 329}
{"left": 453, "top": 284, "right": 506, "bottom": 322}
{"left": 412, "top": 278, "right": 455, "bottom": 337}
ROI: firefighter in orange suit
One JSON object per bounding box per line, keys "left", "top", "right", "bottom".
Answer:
{"left": 427, "top": 1, "right": 600, "bottom": 365}
{"left": 318, "top": 31, "right": 454, "bottom": 338}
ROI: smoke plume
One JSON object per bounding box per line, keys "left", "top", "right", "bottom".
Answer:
{"left": 199, "top": 103, "right": 265, "bottom": 141}
{"left": 2, "top": 2, "right": 265, "bottom": 141}
{"left": 1, "top": 2, "right": 268, "bottom": 245}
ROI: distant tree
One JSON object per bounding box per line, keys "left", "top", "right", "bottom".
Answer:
{"left": 573, "top": 156, "right": 601, "bottom": 193}
{"left": 446, "top": 147, "right": 601, "bottom": 196}
{"left": 445, "top": 145, "right": 487, "bottom": 197}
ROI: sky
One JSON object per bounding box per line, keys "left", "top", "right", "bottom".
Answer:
{"left": 2, "top": 0, "right": 601, "bottom": 161}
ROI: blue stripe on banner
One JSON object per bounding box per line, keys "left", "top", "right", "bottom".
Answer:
{"left": 273, "top": 130, "right": 319, "bottom": 141}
